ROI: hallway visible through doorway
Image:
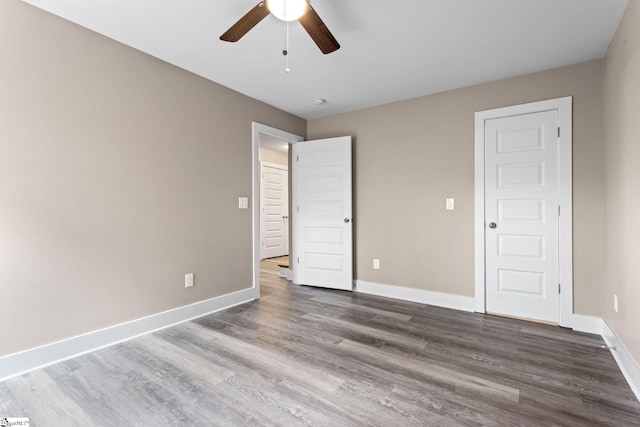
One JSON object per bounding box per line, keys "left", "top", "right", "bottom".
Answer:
{"left": 259, "top": 256, "right": 289, "bottom": 297}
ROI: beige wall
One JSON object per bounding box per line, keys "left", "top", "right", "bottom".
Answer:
{"left": 602, "top": 1, "right": 640, "bottom": 366}
{"left": 259, "top": 147, "right": 288, "bottom": 166}
{"left": 0, "top": 0, "right": 305, "bottom": 357}
{"left": 0, "top": 0, "right": 621, "bottom": 360}
{"left": 308, "top": 60, "right": 604, "bottom": 316}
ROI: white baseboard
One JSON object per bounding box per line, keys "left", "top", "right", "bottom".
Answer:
{"left": 354, "top": 280, "right": 475, "bottom": 312}
{"left": 279, "top": 267, "right": 289, "bottom": 279}
{"left": 0, "top": 287, "right": 255, "bottom": 382}
{"left": 602, "top": 320, "right": 640, "bottom": 402}
{"left": 567, "top": 314, "right": 604, "bottom": 335}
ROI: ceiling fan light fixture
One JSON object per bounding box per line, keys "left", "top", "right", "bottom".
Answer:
{"left": 266, "top": 0, "right": 309, "bottom": 22}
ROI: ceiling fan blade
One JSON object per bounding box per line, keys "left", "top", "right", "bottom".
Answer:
{"left": 220, "top": 2, "right": 270, "bottom": 42}
{"left": 298, "top": 5, "right": 340, "bottom": 54}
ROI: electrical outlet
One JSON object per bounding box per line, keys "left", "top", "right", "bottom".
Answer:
{"left": 613, "top": 294, "right": 618, "bottom": 313}
{"left": 238, "top": 197, "right": 249, "bottom": 209}
{"left": 373, "top": 259, "right": 380, "bottom": 270}
{"left": 185, "top": 273, "right": 194, "bottom": 288}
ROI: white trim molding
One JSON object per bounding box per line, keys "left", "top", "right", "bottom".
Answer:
{"left": 279, "top": 267, "right": 290, "bottom": 279}
{"left": 566, "top": 314, "right": 603, "bottom": 335}
{"left": 276, "top": 263, "right": 293, "bottom": 280}
{"left": 602, "top": 321, "right": 640, "bottom": 402}
{"left": 354, "top": 280, "right": 475, "bottom": 312}
{"left": 474, "top": 96, "right": 574, "bottom": 327}
{"left": 0, "top": 288, "right": 255, "bottom": 382}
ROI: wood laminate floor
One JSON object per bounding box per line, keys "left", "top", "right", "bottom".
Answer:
{"left": 1, "top": 259, "right": 639, "bottom": 426}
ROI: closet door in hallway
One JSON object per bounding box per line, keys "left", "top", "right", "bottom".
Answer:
{"left": 260, "top": 162, "right": 288, "bottom": 259}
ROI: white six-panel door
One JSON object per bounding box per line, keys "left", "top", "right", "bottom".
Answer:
{"left": 260, "top": 163, "right": 288, "bottom": 259}
{"left": 484, "top": 110, "right": 560, "bottom": 323}
{"left": 292, "top": 136, "right": 353, "bottom": 290}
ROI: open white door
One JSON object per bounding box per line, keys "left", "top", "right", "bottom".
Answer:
{"left": 292, "top": 136, "right": 353, "bottom": 290}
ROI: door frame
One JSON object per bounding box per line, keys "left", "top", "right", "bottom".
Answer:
{"left": 252, "top": 122, "right": 303, "bottom": 299}
{"left": 474, "top": 96, "right": 573, "bottom": 327}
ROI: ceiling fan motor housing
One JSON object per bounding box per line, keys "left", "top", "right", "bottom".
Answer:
{"left": 266, "top": 0, "right": 309, "bottom": 22}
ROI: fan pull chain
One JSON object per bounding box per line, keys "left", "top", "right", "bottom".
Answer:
{"left": 283, "top": 20, "right": 290, "bottom": 73}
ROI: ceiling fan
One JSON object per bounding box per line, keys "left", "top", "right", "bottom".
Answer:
{"left": 220, "top": 0, "right": 340, "bottom": 54}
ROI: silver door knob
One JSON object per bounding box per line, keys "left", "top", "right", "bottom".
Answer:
{"left": 488, "top": 222, "right": 497, "bottom": 229}
{"left": 344, "top": 218, "right": 351, "bottom": 223}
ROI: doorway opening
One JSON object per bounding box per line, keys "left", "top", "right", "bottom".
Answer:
{"left": 252, "top": 123, "right": 303, "bottom": 299}
{"left": 259, "top": 136, "right": 290, "bottom": 261}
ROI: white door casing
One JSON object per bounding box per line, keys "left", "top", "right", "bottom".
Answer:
{"left": 292, "top": 136, "right": 353, "bottom": 290}
{"left": 484, "top": 110, "right": 559, "bottom": 323}
{"left": 474, "top": 97, "right": 573, "bottom": 327}
{"left": 260, "top": 162, "right": 288, "bottom": 259}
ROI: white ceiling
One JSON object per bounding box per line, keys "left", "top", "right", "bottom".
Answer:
{"left": 21, "top": 0, "right": 628, "bottom": 119}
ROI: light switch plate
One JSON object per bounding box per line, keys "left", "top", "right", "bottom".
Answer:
{"left": 446, "top": 198, "right": 455, "bottom": 210}
{"left": 238, "top": 197, "right": 249, "bottom": 209}
{"left": 185, "top": 273, "right": 194, "bottom": 288}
